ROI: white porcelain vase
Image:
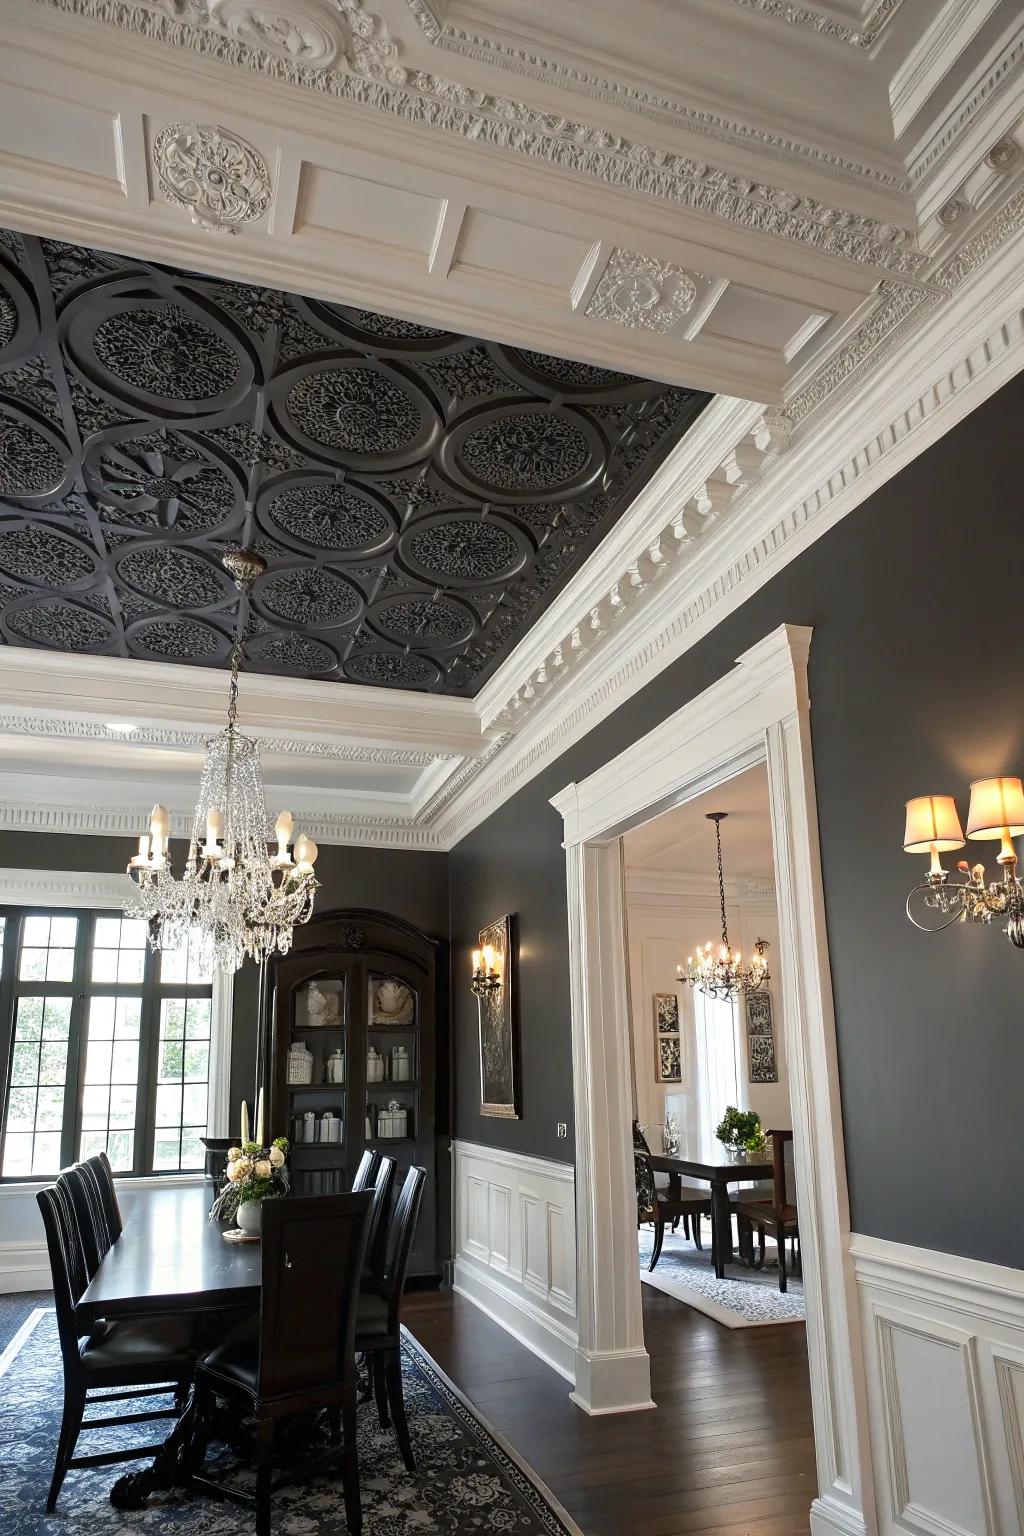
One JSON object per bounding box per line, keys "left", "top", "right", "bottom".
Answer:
{"left": 236, "top": 1198, "right": 262, "bottom": 1236}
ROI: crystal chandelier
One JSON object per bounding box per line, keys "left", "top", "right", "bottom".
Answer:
{"left": 677, "top": 812, "right": 770, "bottom": 1002}
{"left": 124, "top": 549, "right": 320, "bottom": 973}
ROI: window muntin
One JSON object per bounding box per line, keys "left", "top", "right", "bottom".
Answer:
{"left": 0, "top": 908, "right": 215, "bottom": 1179}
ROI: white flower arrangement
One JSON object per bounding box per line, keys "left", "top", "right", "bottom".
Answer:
{"left": 210, "top": 1136, "right": 290, "bottom": 1224}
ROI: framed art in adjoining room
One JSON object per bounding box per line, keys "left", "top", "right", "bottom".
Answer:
{"left": 654, "top": 993, "right": 683, "bottom": 1083}
{"left": 745, "top": 989, "right": 779, "bottom": 1083}
{"left": 477, "top": 914, "right": 519, "bottom": 1118}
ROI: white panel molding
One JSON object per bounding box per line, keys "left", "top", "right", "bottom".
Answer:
{"left": 552, "top": 625, "right": 872, "bottom": 1531}
{"left": 852, "top": 1233, "right": 1024, "bottom": 1536}
{"left": 451, "top": 1139, "right": 577, "bottom": 1383}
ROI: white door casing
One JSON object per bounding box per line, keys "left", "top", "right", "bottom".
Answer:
{"left": 550, "top": 623, "right": 873, "bottom": 1536}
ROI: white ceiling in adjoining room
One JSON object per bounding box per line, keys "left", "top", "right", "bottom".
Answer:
{"left": 623, "top": 764, "right": 775, "bottom": 881}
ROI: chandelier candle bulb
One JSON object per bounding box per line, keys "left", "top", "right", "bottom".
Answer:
{"left": 293, "top": 834, "right": 318, "bottom": 874}
{"left": 273, "top": 810, "right": 295, "bottom": 865}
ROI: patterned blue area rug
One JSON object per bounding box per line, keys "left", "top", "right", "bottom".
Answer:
{"left": 638, "top": 1226, "right": 805, "bottom": 1327}
{"left": 0, "top": 1308, "right": 582, "bottom": 1535}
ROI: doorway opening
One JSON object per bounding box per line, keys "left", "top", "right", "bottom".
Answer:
{"left": 623, "top": 765, "right": 806, "bottom": 1327}
{"left": 551, "top": 625, "right": 873, "bottom": 1536}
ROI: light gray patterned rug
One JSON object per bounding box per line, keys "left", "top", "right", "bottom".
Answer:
{"left": 638, "top": 1225, "right": 805, "bottom": 1327}
{"left": 0, "top": 1307, "right": 582, "bottom": 1535}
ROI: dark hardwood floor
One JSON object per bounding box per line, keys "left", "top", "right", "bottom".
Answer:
{"left": 404, "top": 1286, "right": 815, "bottom": 1536}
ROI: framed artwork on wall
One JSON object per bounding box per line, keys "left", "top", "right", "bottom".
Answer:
{"left": 654, "top": 993, "right": 683, "bottom": 1083}
{"left": 745, "top": 990, "right": 779, "bottom": 1083}
{"left": 477, "top": 913, "right": 519, "bottom": 1119}
{"left": 655, "top": 992, "right": 679, "bottom": 1033}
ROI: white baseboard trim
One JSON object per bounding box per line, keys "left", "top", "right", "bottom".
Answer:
{"left": 453, "top": 1253, "right": 577, "bottom": 1383}
{"left": 810, "top": 1494, "right": 869, "bottom": 1536}
{"left": 0, "top": 1241, "right": 50, "bottom": 1293}
{"left": 569, "top": 1346, "right": 656, "bottom": 1416}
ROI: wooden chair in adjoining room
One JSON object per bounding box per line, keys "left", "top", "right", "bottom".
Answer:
{"left": 735, "top": 1128, "right": 800, "bottom": 1291}
{"left": 190, "top": 1190, "right": 374, "bottom": 1536}
{"left": 634, "top": 1150, "right": 712, "bottom": 1271}
{"left": 37, "top": 1177, "right": 196, "bottom": 1512}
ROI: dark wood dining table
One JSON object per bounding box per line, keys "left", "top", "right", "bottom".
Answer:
{"left": 648, "top": 1133, "right": 772, "bottom": 1279}
{"left": 77, "top": 1183, "right": 260, "bottom": 1508}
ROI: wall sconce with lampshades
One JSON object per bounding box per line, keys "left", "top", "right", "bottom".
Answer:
{"left": 470, "top": 944, "right": 502, "bottom": 997}
{"left": 904, "top": 776, "right": 1024, "bottom": 945}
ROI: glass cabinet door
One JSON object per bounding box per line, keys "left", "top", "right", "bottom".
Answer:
{"left": 365, "top": 972, "right": 418, "bottom": 1145}
{"left": 286, "top": 974, "right": 347, "bottom": 1193}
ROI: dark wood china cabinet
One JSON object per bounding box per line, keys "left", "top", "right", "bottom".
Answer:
{"left": 264, "top": 909, "right": 438, "bottom": 1278}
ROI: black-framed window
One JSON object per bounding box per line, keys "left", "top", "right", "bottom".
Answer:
{"left": 0, "top": 908, "right": 214, "bottom": 1179}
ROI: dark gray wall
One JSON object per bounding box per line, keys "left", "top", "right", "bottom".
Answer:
{"left": 0, "top": 832, "right": 450, "bottom": 1143}
{"left": 449, "top": 372, "right": 1024, "bottom": 1269}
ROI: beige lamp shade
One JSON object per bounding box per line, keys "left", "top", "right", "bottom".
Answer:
{"left": 966, "top": 777, "right": 1024, "bottom": 839}
{"left": 903, "top": 795, "right": 964, "bottom": 853}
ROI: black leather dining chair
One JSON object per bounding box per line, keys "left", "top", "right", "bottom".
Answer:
{"left": 356, "top": 1165, "right": 426, "bottom": 1473}
{"left": 363, "top": 1153, "right": 397, "bottom": 1285}
{"left": 37, "top": 1177, "right": 196, "bottom": 1511}
{"left": 190, "top": 1190, "right": 373, "bottom": 1536}
{"left": 351, "top": 1148, "right": 379, "bottom": 1193}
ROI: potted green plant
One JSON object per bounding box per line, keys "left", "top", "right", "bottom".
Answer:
{"left": 715, "top": 1106, "right": 765, "bottom": 1157}
{"left": 210, "top": 1136, "right": 290, "bottom": 1235}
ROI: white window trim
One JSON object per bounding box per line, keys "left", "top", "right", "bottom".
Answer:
{"left": 0, "top": 866, "right": 233, "bottom": 1149}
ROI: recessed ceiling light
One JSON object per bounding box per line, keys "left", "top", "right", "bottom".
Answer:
{"left": 105, "top": 722, "right": 138, "bottom": 736}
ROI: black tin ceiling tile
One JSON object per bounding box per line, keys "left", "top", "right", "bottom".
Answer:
{"left": 0, "top": 230, "right": 711, "bottom": 695}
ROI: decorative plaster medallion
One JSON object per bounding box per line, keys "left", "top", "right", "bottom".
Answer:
{"left": 938, "top": 197, "right": 968, "bottom": 228}
{"left": 585, "top": 249, "right": 698, "bottom": 334}
{"left": 205, "top": 0, "right": 343, "bottom": 68}
{"left": 152, "top": 120, "right": 272, "bottom": 234}
{"left": 985, "top": 139, "right": 1020, "bottom": 173}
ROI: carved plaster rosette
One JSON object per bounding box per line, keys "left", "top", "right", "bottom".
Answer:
{"left": 152, "top": 120, "right": 272, "bottom": 234}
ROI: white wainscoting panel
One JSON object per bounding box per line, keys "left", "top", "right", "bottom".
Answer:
{"left": 452, "top": 1140, "right": 577, "bottom": 1383}
{"left": 852, "top": 1233, "right": 1024, "bottom": 1536}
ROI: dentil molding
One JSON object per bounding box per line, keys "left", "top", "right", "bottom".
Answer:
{"left": 37, "top": 0, "right": 922, "bottom": 276}
{"left": 0, "top": 715, "right": 452, "bottom": 765}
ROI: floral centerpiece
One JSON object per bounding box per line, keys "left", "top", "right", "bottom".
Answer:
{"left": 715, "top": 1105, "right": 766, "bottom": 1156}
{"left": 210, "top": 1136, "right": 290, "bottom": 1234}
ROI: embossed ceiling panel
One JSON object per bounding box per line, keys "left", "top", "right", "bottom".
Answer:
{"left": 0, "top": 228, "right": 710, "bottom": 694}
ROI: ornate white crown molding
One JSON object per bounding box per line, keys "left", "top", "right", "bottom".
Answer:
{"left": 37, "top": 0, "right": 922, "bottom": 275}
{"left": 729, "top": 0, "right": 904, "bottom": 51}
{"left": 402, "top": 0, "right": 907, "bottom": 193}
{"left": 906, "top": 28, "right": 1024, "bottom": 188}
{"left": 625, "top": 867, "right": 777, "bottom": 902}
{"left": 0, "top": 801, "right": 447, "bottom": 849}
{"left": 142, "top": 0, "right": 406, "bottom": 81}
{"left": 0, "top": 713, "right": 452, "bottom": 765}
{"left": 436, "top": 204, "right": 1024, "bottom": 847}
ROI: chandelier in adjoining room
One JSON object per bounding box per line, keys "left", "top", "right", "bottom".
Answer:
{"left": 677, "top": 811, "right": 770, "bottom": 1003}
{"left": 124, "top": 549, "right": 319, "bottom": 973}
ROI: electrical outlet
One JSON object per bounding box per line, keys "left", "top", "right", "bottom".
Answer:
{"left": 556, "top": 1122, "right": 568, "bottom": 1138}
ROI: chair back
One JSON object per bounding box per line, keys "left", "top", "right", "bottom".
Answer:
{"left": 632, "top": 1120, "right": 652, "bottom": 1153}
{"left": 37, "top": 1180, "right": 90, "bottom": 1367}
{"left": 767, "top": 1128, "right": 795, "bottom": 1219}
{"left": 257, "top": 1191, "right": 372, "bottom": 1401}
{"left": 633, "top": 1150, "right": 656, "bottom": 1219}
{"left": 380, "top": 1166, "right": 426, "bottom": 1334}
{"left": 364, "top": 1154, "right": 397, "bottom": 1286}
{"left": 86, "top": 1151, "right": 122, "bottom": 1240}
{"left": 351, "top": 1149, "right": 380, "bottom": 1193}
{"left": 61, "top": 1162, "right": 113, "bottom": 1278}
